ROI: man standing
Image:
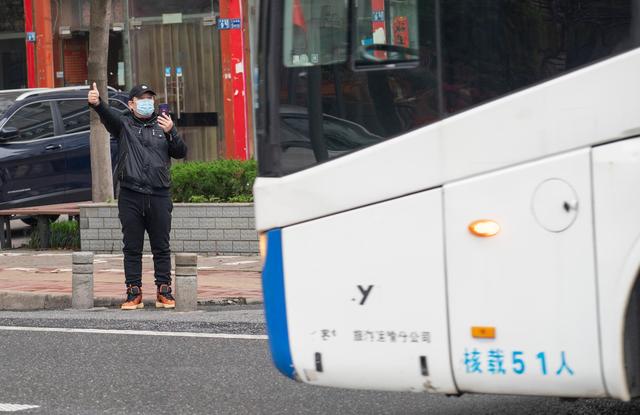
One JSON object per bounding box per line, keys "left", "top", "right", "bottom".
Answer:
{"left": 88, "top": 83, "right": 187, "bottom": 310}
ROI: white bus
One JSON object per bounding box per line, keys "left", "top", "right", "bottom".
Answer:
{"left": 252, "top": 0, "right": 640, "bottom": 401}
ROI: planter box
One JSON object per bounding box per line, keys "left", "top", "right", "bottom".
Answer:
{"left": 79, "top": 203, "right": 258, "bottom": 255}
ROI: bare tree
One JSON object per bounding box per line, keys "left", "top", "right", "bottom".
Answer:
{"left": 87, "top": 0, "right": 114, "bottom": 202}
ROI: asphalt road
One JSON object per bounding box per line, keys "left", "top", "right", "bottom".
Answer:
{"left": 0, "top": 307, "right": 639, "bottom": 414}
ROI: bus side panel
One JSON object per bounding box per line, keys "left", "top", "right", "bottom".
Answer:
{"left": 592, "top": 137, "right": 640, "bottom": 401}
{"left": 262, "top": 228, "right": 296, "bottom": 379}
{"left": 445, "top": 149, "right": 605, "bottom": 397}
{"left": 280, "top": 190, "right": 457, "bottom": 393}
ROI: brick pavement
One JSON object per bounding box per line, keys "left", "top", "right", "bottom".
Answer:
{"left": 0, "top": 251, "right": 263, "bottom": 304}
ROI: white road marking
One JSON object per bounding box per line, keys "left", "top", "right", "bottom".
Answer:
{"left": 0, "top": 403, "right": 40, "bottom": 411}
{"left": 0, "top": 326, "right": 267, "bottom": 340}
{"left": 3, "top": 268, "right": 70, "bottom": 273}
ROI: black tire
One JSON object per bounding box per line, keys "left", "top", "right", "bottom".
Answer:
{"left": 21, "top": 215, "right": 60, "bottom": 227}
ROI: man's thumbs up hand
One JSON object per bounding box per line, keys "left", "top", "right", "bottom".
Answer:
{"left": 88, "top": 82, "right": 100, "bottom": 106}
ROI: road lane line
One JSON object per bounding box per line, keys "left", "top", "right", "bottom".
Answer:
{"left": 0, "top": 403, "right": 40, "bottom": 411}
{"left": 0, "top": 326, "right": 267, "bottom": 340}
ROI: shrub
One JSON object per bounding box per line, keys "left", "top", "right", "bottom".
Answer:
{"left": 29, "top": 220, "right": 80, "bottom": 250}
{"left": 171, "top": 159, "right": 256, "bottom": 203}
{"left": 50, "top": 220, "right": 80, "bottom": 249}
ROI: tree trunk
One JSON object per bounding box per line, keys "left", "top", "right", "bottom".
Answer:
{"left": 88, "top": 0, "right": 114, "bottom": 202}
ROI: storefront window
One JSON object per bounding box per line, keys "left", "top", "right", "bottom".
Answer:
{"left": 130, "top": 0, "right": 214, "bottom": 18}
{"left": 0, "top": 0, "right": 26, "bottom": 89}
{"left": 58, "top": 0, "right": 124, "bottom": 30}
{"left": 354, "top": 0, "right": 419, "bottom": 68}
{"left": 0, "top": 0, "right": 24, "bottom": 32}
{"left": 283, "top": 0, "right": 348, "bottom": 67}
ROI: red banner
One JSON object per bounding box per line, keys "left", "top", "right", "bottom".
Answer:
{"left": 393, "top": 16, "right": 409, "bottom": 48}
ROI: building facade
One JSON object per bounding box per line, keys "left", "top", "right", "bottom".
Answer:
{"left": 1, "top": 0, "right": 253, "bottom": 161}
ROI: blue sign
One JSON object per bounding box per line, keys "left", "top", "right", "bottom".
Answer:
{"left": 165, "top": 66, "right": 171, "bottom": 77}
{"left": 218, "top": 17, "right": 241, "bottom": 30}
{"left": 176, "top": 67, "right": 183, "bottom": 77}
{"left": 26, "top": 32, "right": 36, "bottom": 42}
{"left": 372, "top": 11, "right": 385, "bottom": 22}
{"left": 218, "top": 18, "right": 230, "bottom": 29}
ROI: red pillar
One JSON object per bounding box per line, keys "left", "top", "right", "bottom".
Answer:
{"left": 219, "top": 0, "right": 249, "bottom": 160}
{"left": 24, "top": 0, "right": 36, "bottom": 88}
{"left": 34, "top": 0, "right": 55, "bottom": 88}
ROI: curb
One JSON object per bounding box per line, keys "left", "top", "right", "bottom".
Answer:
{"left": 0, "top": 291, "right": 262, "bottom": 311}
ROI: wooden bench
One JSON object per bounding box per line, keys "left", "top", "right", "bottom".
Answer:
{"left": 0, "top": 203, "right": 84, "bottom": 249}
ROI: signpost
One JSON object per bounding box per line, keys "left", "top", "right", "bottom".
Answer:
{"left": 176, "top": 66, "right": 183, "bottom": 119}
{"left": 164, "top": 66, "right": 171, "bottom": 105}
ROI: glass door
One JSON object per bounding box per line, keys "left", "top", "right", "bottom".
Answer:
{"left": 129, "top": 9, "right": 222, "bottom": 161}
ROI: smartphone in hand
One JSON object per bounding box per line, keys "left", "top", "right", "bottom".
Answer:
{"left": 158, "top": 103, "right": 170, "bottom": 118}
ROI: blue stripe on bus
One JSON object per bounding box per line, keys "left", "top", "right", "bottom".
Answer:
{"left": 262, "top": 229, "right": 295, "bottom": 379}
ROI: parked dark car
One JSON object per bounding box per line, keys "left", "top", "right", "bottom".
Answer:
{"left": 0, "top": 86, "right": 129, "bottom": 211}
{"left": 279, "top": 105, "right": 382, "bottom": 174}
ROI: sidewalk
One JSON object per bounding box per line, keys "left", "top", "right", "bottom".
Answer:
{"left": 0, "top": 250, "right": 263, "bottom": 310}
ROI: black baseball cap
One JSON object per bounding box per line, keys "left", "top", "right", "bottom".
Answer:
{"left": 129, "top": 84, "right": 157, "bottom": 99}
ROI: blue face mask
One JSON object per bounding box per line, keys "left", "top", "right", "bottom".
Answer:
{"left": 135, "top": 99, "right": 155, "bottom": 117}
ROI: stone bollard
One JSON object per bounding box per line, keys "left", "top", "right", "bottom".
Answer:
{"left": 175, "top": 253, "right": 198, "bottom": 312}
{"left": 72, "top": 251, "right": 94, "bottom": 309}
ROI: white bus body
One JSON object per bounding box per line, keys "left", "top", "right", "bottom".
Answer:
{"left": 254, "top": 0, "right": 640, "bottom": 401}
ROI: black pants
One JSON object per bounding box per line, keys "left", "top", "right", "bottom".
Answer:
{"left": 118, "top": 187, "right": 173, "bottom": 287}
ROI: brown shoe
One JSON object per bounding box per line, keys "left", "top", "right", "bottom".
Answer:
{"left": 156, "top": 284, "right": 175, "bottom": 309}
{"left": 121, "top": 285, "right": 144, "bottom": 310}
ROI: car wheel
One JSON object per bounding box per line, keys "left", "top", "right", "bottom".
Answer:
{"left": 21, "top": 215, "right": 60, "bottom": 227}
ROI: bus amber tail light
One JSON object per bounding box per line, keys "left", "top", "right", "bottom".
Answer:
{"left": 468, "top": 220, "right": 501, "bottom": 237}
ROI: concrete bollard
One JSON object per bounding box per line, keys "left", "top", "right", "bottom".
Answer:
{"left": 72, "top": 251, "right": 94, "bottom": 309}
{"left": 175, "top": 253, "right": 197, "bottom": 312}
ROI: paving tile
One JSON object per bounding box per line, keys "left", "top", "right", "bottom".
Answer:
{"left": 0, "top": 251, "right": 262, "bottom": 302}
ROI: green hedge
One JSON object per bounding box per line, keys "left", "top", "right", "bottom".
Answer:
{"left": 29, "top": 220, "right": 80, "bottom": 250}
{"left": 170, "top": 159, "right": 256, "bottom": 203}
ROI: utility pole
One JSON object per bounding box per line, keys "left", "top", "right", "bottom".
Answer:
{"left": 87, "top": 0, "right": 114, "bottom": 202}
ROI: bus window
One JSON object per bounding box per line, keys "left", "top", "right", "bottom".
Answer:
{"left": 354, "top": 0, "right": 420, "bottom": 68}
{"left": 271, "top": 1, "right": 439, "bottom": 176}
{"left": 440, "top": 1, "right": 639, "bottom": 115}
{"left": 283, "top": 0, "right": 348, "bottom": 67}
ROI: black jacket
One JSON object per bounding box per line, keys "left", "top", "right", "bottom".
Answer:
{"left": 89, "top": 99, "right": 187, "bottom": 195}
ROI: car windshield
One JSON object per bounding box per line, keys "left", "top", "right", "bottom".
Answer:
{"left": 0, "top": 91, "right": 23, "bottom": 118}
